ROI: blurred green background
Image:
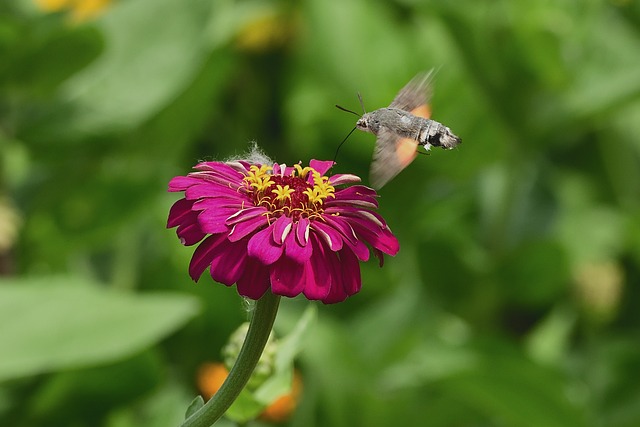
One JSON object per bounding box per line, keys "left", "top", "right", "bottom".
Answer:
{"left": 2, "top": 0, "right": 640, "bottom": 426}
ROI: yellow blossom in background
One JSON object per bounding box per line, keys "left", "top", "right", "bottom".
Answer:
{"left": 260, "top": 370, "right": 303, "bottom": 423}
{"left": 573, "top": 260, "right": 624, "bottom": 323}
{"left": 235, "top": 10, "right": 298, "bottom": 52}
{"left": 70, "top": 0, "right": 111, "bottom": 22}
{"left": 34, "top": 0, "right": 112, "bottom": 22}
{"left": 197, "top": 363, "right": 230, "bottom": 400}
{"left": 197, "top": 362, "right": 302, "bottom": 424}
{"left": 35, "top": 0, "right": 70, "bottom": 11}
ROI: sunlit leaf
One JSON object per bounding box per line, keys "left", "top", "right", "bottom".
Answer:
{"left": 0, "top": 277, "right": 199, "bottom": 382}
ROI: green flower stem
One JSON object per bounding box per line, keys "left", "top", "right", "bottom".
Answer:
{"left": 181, "top": 290, "right": 281, "bottom": 427}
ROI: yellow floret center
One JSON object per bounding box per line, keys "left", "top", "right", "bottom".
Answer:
{"left": 243, "top": 164, "right": 335, "bottom": 220}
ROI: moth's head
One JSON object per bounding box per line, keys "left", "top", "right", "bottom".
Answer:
{"left": 356, "top": 113, "right": 380, "bottom": 134}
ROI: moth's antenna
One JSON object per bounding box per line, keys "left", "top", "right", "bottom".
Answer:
{"left": 335, "top": 104, "right": 360, "bottom": 117}
{"left": 331, "top": 92, "right": 365, "bottom": 172}
{"left": 332, "top": 126, "right": 357, "bottom": 167}
{"left": 357, "top": 92, "right": 366, "bottom": 114}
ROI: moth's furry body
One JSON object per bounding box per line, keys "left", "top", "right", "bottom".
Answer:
{"left": 357, "top": 108, "right": 460, "bottom": 151}
{"left": 353, "top": 72, "right": 461, "bottom": 188}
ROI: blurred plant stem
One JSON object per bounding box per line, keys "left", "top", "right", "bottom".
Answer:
{"left": 181, "top": 290, "right": 281, "bottom": 427}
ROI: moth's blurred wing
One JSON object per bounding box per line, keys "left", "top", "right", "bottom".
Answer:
{"left": 388, "top": 71, "right": 433, "bottom": 118}
{"left": 370, "top": 128, "right": 418, "bottom": 189}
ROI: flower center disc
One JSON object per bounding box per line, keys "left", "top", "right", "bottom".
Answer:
{"left": 244, "top": 165, "right": 335, "bottom": 221}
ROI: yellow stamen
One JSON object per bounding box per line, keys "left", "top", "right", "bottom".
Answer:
{"left": 244, "top": 163, "right": 336, "bottom": 221}
{"left": 272, "top": 185, "right": 295, "bottom": 203}
{"left": 304, "top": 171, "right": 336, "bottom": 205}
{"left": 294, "top": 164, "right": 313, "bottom": 178}
{"left": 245, "top": 165, "right": 274, "bottom": 193}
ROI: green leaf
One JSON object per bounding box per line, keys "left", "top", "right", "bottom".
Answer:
{"left": 497, "top": 239, "right": 570, "bottom": 306}
{"left": 106, "top": 380, "right": 199, "bottom": 427}
{"left": 443, "top": 351, "right": 588, "bottom": 427}
{"left": 555, "top": 174, "right": 625, "bottom": 264}
{"left": 526, "top": 306, "right": 577, "bottom": 366}
{"left": 184, "top": 396, "right": 205, "bottom": 419}
{"left": 0, "top": 276, "right": 199, "bottom": 382}
{"left": 27, "top": 351, "right": 164, "bottom": 424}
{"left": 253, "top": 304, "right": 316, "bottom": 404}
{"left": 6, "top": 25, "right": 103, "bottom": 95}
{"left": 27, "top": 0, "right": 217, "bottom": 140}
{"left": 224, "top": 387, "right": 265, "bottom": 423}
{"left": 274, "top": 303, "right": 317, "bottom": 371}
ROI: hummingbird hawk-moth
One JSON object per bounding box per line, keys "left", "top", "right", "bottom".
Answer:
{"left": 353, "top": 72, "right": 462, "bottom": 189}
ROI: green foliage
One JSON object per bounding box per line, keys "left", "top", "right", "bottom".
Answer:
{"left": 1, "top": 0, "right": 640, "bottom": 426}
{"left": 254, "top": 304, "right": 315, "bottom": 404}
{"left": 185, "top": 396, "right": 205, "bottom": 420}
{"left": 223, "top": 304, "right": 315, "bottom": 423}
{"left": 0, "top": 276, "right": 198, "bottom": 381}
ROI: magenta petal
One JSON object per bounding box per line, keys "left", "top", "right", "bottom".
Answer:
{"left": 185, "top": 182, "right": 241, "bottom": 200}
{"left": 193, "top": 162, "right": 246, "bottom": 181}
{"left": 340, "top": 247, "right": 362, "bottom": 296}
{"left": 303, "top": 263, "right": 330, "bottom": 301}
{"left": 197, "top": 206, "right": 245, "bottom": 234}
{"left": 168, "top": 176, "right": 202, "bottom": 192}
{"left": 302, "top": 235, "right": 332, "bottom": 300}
{"left": 344, "top": 237, "right": 370, "bottom": 261}
{"left": 334, "top": 185, "right": 378, "bottom": 199}
{"left": 231, "top": 161, "right": 256, "bottom": 173}
{"left": 309, "top": 159, "right": 335, "bottom": 175}
{"left": 270, "top": 257, "right": 305, "bottom": 297}
{"left": 177, "top": 221, "right": 206, "bottom": 246}
{"left": 321, "top": 247, "right": 349, "bottom": 304}
{"left": 236, "top": 258, "right": 270, "bottom": 299}
{"left": 377, "top": 228, "right": 400, "bottom": 255}
{"left": 324, "top": 198, "right": 378, "bottom": 210}
{"left": 247, "top": 226, "right": 284, "bottom": 265}
{"left": 320, "top": 215, "right": 358, "bottom": 245}
{"left": 272, "top": 216, "right": 293, "bottom": 245}
{"left": 333, "top": 206, "right": 385, "bottom": 227}
{"left": 365, "top": 225, "right": 400, "bottom": 255}
{"left": 285, "top": 223, "right": 313, "bottom": 263}
{"left": 327, "top": 186, "right": 379, "bottom": 206}
{"left": 190, "top": 172, "right": 244, "bottom": 189}
{"left": 374, "top": 248, "right": 386, "bottom": 267}
{"left": 188, "top": 234, "right": 227, "bottom": 281}
{"left": 226, "top": 206, "right": 266, "bottom": 226}
{"left": 167, "top": 198, "right": 195, "bottom": 228}
{"left": 311, "top": 222, "right": 344, "bottom": 251}
{"left": 329, "top": 173, "right": 361, "bottom": 186}
{"left": 272, "top": 163, "right": 295, "bottom": 176}
{"left": 296, "top": 218, "right": 310, "bottom": 246}
{"left": 190, "top": 166, "right": 246, "bottom": 189}
{"left": 345, "top": 216, "right": 399, "bottom": 255}
{"left": 228, "top": 215, "right": 267, "bottom": 242}
{"left": 168, "top": 200, "right": 207, "bottom": 246}
{"left": 192, "top": 199, "right": 246, "bottom": 213}
{"left": 222, "top": 161, "right": 253, "bottom": 175}
{"left": 208, "top": 239, "right": 249, "bottom": 285}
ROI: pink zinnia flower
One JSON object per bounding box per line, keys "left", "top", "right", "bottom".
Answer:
{"left": 167, "top": 158, "right": 399, "bottom": 304}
